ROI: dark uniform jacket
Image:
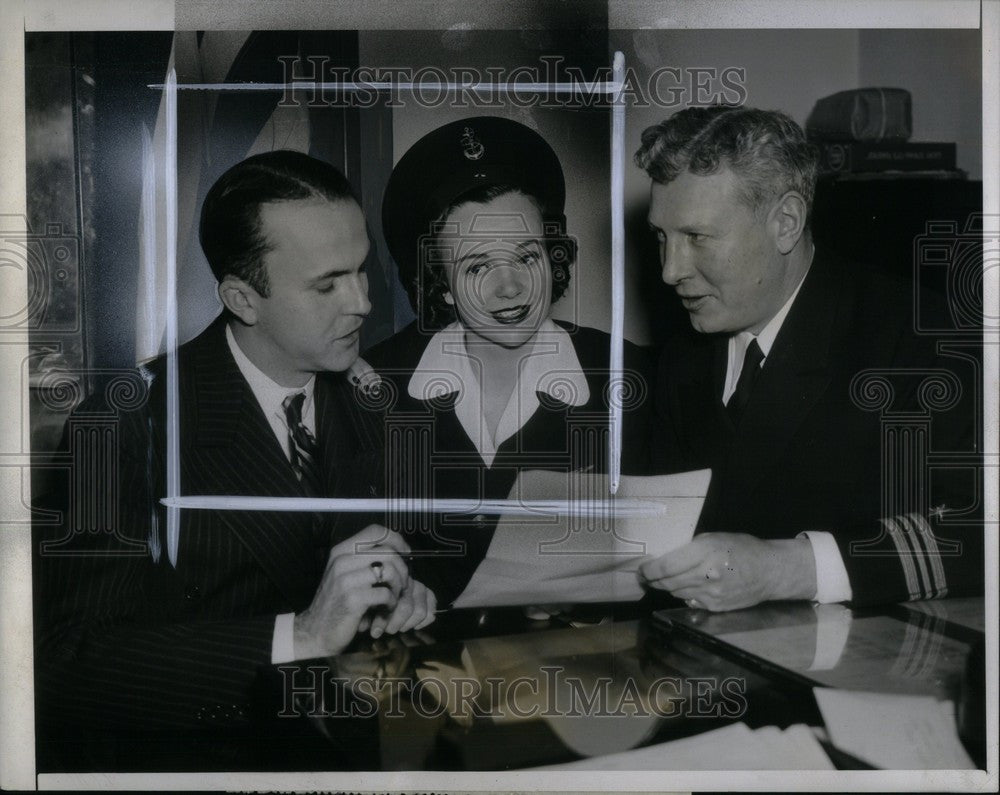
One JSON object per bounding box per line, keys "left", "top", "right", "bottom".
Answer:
{"left": 649, "top": 249, "right": 983, "bottom": 606}
{"left": 365, "top": 319, "right": 652, "bottom": 605}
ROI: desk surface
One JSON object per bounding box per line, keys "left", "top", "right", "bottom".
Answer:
{"left": 256, "top": 598, "right": 984, "bottom": 772}
{"left": 48, "top": 599, "right": 982, "bottom": 773}
{"left": 658, "top": 598, "right": 981, "bottom": 699}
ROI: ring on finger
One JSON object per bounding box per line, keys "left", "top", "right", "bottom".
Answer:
{"left": 370, "top": 560, "right": 384, "bottom": 586}
{"left": 686, "top": 598, "right": 700, "bottom": 609}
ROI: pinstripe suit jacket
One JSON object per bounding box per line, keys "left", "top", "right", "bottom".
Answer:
{"left": 35, "top": 316, "right": 385, "bottom": 736}
{"left": 650, "top": 250, "right": 984, "bottom": 606}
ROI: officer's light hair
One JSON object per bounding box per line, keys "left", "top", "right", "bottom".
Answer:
{"left": 634, "top": 106, "right": 819, "bottom": 220}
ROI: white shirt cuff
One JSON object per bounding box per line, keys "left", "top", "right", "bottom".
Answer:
{"left": 271, "top": 612, "right": 297, "bottom": 664}
{"left": 808, "top": 603, "right": 853, "bottom": 670}
{"left": 799, "top": 531, "right": 853, "bottom": 604}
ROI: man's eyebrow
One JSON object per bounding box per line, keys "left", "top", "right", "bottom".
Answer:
{"left": 678, "top": 224, "right": 711, "bottom": 235}
{"left": 306, "top": 265, "right": 363, "bottom": 285}
{"left": 649, "top": 219, "right": 711, "bottom": 235}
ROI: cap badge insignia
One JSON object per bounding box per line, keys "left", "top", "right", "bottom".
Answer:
{"left": 461, "top": 127, "right": 485, "bottom": 161}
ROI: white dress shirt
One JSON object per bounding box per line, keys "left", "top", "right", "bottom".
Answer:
{"left": 407, "top": 318, "right": 590, "bottom": 467}
{"left": 225, "top": 324, "right": 314, "bottom": 663}
{"left": 722, "top": 273, "right": 853, "bottom": 604}
{"left": 225, "top": 325, "right": 316, "bottom": 455}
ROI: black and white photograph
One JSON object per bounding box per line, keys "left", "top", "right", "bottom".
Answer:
{"left": 1, "top": 0, "right": 996, "bottom": 791}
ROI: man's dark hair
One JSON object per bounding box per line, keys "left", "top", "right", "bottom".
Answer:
{"left": 199, "top": 150, "right": 357, "bottom": 297}
{"left": 634, "top": 106, "right": 819, "bottom": 219}
{"left": 416, "top": 184, "right": 575, "bottom": 329}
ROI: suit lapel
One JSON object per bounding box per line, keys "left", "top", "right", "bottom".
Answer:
{"left": 314, "top": 377, "right": 342, "bottom": 497}
{"left": 184, "top": 319, "right": 320, "bottom": 605}
{"left": 673, "top": 333, "right": 731, "bottom": 468}
{"left": 314, "top": 373, "right": 387, "bottom": 544}
{"left": 314, "top": 372, "right": 384, "bottom": 490}
{"left": 728, "top": 251, "right": 842, "bottom": 506}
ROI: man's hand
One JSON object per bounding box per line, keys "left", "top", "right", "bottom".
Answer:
{"left": 638, "top": 532, "right": 817, "bottom": 611}
{"left": 293, "top": 525, "right": 411, "bottom": 659}
{"left": 365, "top": 579, "right": 438, "bottom": 639}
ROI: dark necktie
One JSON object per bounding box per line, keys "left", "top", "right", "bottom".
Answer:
{"left": 282, "top": 392, "right": 322, "bottom": 496}
{"left": 726, "top": 338, "right": 765, "bottom": 426}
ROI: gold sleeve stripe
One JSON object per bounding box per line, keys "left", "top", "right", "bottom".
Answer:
{"left": 897, "top": 513, "right": 935, "bottom": 600}
{"left": 880, "top": 516, "right": 922, "bottom": 600}
{"left": 909, "top": 511, "right": 948, "bottom": 598}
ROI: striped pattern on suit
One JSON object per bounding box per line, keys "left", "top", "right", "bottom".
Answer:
{"left": 34, "top": 316, "right": 385, "bottom": 736}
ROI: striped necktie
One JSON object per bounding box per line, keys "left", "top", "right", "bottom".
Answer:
{"left": 727, "top": 338, "right": 765, "bottom": 426}
{"left": 282, "top": 392, "right": 322, "bottom": 495}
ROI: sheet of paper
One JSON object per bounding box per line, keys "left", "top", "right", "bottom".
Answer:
{"left": 454, "top": 469, "right": 710, "bottom": 607}
{"left": 813, "top": 688, "right": 977, "bottom": 769}
{"left": 538, "top": 722, "right": 834, "bottom": 770}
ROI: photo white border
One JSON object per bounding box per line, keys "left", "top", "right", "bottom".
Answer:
{"left": 2, "top": 0, "right": 996, "bottom": 791}
{"left": 0, "top": 0, "right": 33, "bottom": 791}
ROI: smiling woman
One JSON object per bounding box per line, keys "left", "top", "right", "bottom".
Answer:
{"left": 365, "top": 117, "right": 652, "bottom": 605}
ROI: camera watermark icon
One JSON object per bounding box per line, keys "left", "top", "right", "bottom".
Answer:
{"left": 0, "top": 213, "right": 80, "bottom": 332}
{"left": 416, "top": 210, "right": 577, "bottom": 336}
{"left": 913, "top": 214, "right": 998, "bottom": 336}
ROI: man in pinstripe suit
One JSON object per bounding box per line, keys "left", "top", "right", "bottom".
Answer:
{"left": 35, "top": 152, "right": 435, "bottom": 755}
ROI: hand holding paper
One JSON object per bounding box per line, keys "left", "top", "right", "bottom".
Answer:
{"left": 453, "top": 469, "right": 711, "bottom": 607}
{"left": 638, "top": 531, "right": 819, "bottom": 611}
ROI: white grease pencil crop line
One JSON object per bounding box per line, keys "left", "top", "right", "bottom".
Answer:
{"left": 159, "top": 496, "right": 672, "bottom": 517}
{"left": 164, "top": 68, "right": 181, "bottom": 568}
{"left": 148, "top": 81, "right": 621, "bottom": 94}
{"left": 609, "top": 50, "right": 626, "bottom": 495}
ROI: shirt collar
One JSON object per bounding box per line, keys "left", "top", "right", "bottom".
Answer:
{"left": 724, "top": 264, "right": 811, "bottom": 406}
{"left": 225, "top": 323, "right": 316, "bottom": 426}
{"left": 407, "top": 318, "right": 590, "bottom": 466}
{"left": 407, "top": 318, "right": 589, "bottom": 404}
{"left": 743, "top": 265, "right": 810, "bottom": 358}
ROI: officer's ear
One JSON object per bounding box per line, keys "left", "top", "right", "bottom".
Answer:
{"left": 219, "top": 275, "right": 260, "bottom": 325}
{"left": 769, "top": 190, "right": 808, "bottom": 255}
{"left": 443, "top": 291, "right": 455, "bottom": 306}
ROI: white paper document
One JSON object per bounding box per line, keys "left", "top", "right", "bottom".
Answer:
{"left": 453, "top": 469, "right": 711, "bottom": 607}
{"left": 538, "top": 721, "right": 835, "bottom": 770}
{"left": 813, "top": 688, "right": 977, "bottom": 769}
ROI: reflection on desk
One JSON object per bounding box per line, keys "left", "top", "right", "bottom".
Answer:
{"left": 257, "top": 599, "right": 984, "bottom": 772}
{"left": 656, "top": 600, "right": 978, "bottom": 699}
{"left": 902, "top": 596, "right": 986, "bottom": 633}
{"left": 38, "top": 600, "right": 983, "bottom": 773}
{"left": 268, "top": 603, "right": 981, "bottom": 770}
{"left": 319, "top": 619, "right": 751, "bottom": 769}
{"left": 654, "top": 598, "right": 985, "bottom": 770}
